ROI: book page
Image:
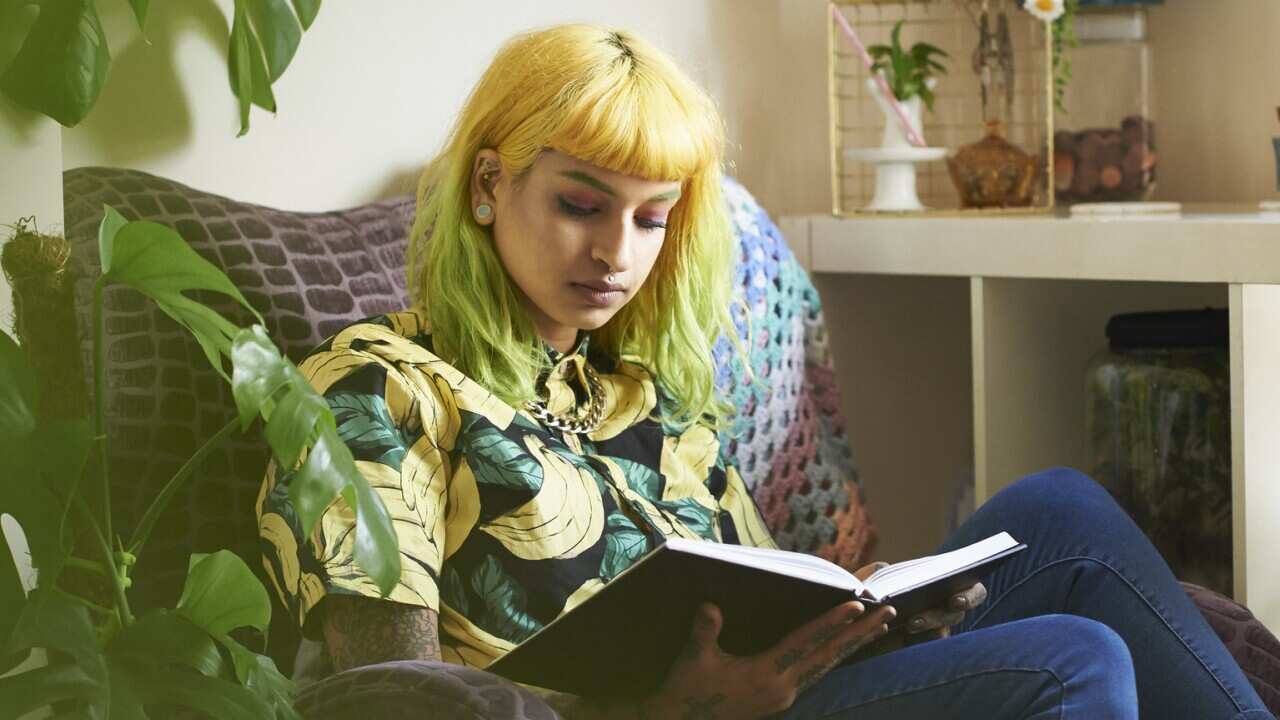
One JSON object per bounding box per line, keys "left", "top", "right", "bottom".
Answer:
{"left": 664, "top": 538, "right": 864, "bottom": 593}
{"left": 863, "top": 532, "right": 1018, "bottom": 599}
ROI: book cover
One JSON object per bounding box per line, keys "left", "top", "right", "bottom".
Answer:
{"left": 487, "top": 534, "right": 1025, "bottom": 699}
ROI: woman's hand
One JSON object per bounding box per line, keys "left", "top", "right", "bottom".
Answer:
{"left": 642, "top": 600, "right": 895, "bottom": 720}
{"left": 851, "top": 561, "right": 988, "bottom": 655}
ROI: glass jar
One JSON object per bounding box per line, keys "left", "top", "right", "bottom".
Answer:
{"left": 1085, "top": 308, "right": 1231, "bottom": 596}
{"left": 1054, "top": 4, "right": 1158, "bottom": 203}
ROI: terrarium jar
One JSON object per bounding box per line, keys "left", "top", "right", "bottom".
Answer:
{"left": 1085, "top": 309, "right": 1232, "bottom": 596}
{"left": 1054, "top": 6, "right": 1157, "bottom": 203}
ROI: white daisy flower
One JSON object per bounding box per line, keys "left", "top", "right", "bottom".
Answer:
{"left": 1023, "top": 0, "right": 1065, "bottom": 22}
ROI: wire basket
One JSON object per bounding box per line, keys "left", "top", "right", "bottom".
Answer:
{"left": 829, "top": 0, "right": 1056, "bottom": 216}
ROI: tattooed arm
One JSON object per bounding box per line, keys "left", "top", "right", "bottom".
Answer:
{"left": 321, "top": 595, "right": 442, "bottom": 672}
{"left": 322, "top": 597, "right": 638, "bottom": 718}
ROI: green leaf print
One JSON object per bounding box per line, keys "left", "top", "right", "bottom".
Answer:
{"left": 328, "top": 391, "right": 408, "bottom": 469}
{"left": 467, "top": 428, "right": 543, "bottom": 492}
{"left": 441, "top": 565, "right": 470, "bottom": 617}
{"left": 601, "top": 512, "right": 650, "bottom": 582}
{"left": 669, "top": 499, "right": 717, "bottom": 541}
{"left": 471, "top": 556, "right": 541, "bottom": 642}
{"left": 605, "top": 456, "right": 664, "bottom": 499}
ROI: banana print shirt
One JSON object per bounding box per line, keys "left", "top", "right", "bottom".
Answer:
{"left": 257, "top": 308, "right": 777, "bottom": 669}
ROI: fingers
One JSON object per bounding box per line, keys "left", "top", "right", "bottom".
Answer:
{"left": 768, "top": 601, "right": 866, "bottom": 676}
{"left": 903, "top": 582, "right": 988, "bottom": 636}
{"left": 950, "top": 582, "right": 988, "bottom": 612}
{"left": 768, "top": 597, "right": 870, "bottom": 666}
{"left": 775, "top": 604, "right": 895, "bottom": 691}
{"left": 905, "top": 607, "right": 966, "bottom": 635}
{"left": 682, "top": 603, "right": 724, "bottom": 660}
{"left": 853, "top": 561, "right": 890, "bottom": 582}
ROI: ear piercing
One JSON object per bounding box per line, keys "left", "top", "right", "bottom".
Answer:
{"left": 476, "top": 161, "right": 499, "bottom": 221}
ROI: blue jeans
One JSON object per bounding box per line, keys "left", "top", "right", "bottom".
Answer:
{"left": 780, "top": 468, "right": 1274, "bottom": 720}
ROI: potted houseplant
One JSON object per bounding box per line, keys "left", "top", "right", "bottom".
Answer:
{"left": 844, "top": 20, "right": 949, "bottom": 212}
{"left": 867, "top": 19, "right": 949, "bottom": 148}
{"left": 0, "top": 212, "right": 400, "bottom": 718}
{"left": 0, "top": 0, "right": 320, "bottom": 135}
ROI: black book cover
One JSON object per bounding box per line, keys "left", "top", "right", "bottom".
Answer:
{"left": 487, "top": 539, "right": 1025, "bottom": 699}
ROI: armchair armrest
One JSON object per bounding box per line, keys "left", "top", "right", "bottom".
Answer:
{"left": 295, "top": 660, "right": 563, "bottom": 720}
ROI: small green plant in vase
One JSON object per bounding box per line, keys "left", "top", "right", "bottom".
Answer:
{"left": 0, "top": 212, "right": 401, "bottom": 718}
{"left": 868, "top": 20, "right": 949, "bottom": 117}
{"left": 845, "top": 20, "right": 950, "bottom": 212}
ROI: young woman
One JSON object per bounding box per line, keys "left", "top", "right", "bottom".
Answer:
{"left": 258, "top": 24, "right": 1274, "bottom": 720}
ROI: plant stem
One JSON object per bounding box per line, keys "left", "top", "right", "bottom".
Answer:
{"left": 73, "top": 495, "right": 132, "bottom": 626}
{"left": 127, "top": 416, "right": 242, "bottom": 556}
{"left": 63, "top": 556, "right": 109, "bottom": 576}
{"left": 67, "top": 594, "right": 116, "bottom": 617}
{"left": 91, "top": 277, "right": 112, "bottom": 547}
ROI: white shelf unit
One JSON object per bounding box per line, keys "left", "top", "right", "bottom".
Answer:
{"left": 779, "top": 209, "right": 1280, "bottom": 632}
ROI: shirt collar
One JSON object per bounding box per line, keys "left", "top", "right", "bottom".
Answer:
{"left": 542, "top": 331, "right": 591, "bottom": 364}
{"left": 538, "top": 331, "right": 595, "bottom": 417}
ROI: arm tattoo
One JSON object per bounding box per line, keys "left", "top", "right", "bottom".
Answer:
{"left": 322, "top": 595, "right": 442, "bottom": 672}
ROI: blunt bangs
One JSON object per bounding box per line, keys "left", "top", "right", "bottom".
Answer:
{"left": 544, "top": 61, "right": 720, "bottom": 183}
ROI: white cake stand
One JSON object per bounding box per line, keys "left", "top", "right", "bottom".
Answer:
{"left": 844, "top": 146, "right": 948, "bottom": 212}
{"left": 844, "top": 146, "right": 947, "bottom": 211}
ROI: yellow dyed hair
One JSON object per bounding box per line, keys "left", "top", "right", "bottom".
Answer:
{"left": 407, "top": 24, "right": 738, "bottom": 428}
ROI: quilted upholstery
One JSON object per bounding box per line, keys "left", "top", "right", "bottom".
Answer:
{"left": 1182, "top": 583, "right": 1280, "bottom": 715}
{"left": 294, "top": 661, "right": 562, "bottom": 720}
{"left": 59, "top": 167, "right": 417, "bottom": 665}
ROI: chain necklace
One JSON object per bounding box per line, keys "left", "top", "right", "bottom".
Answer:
{"left": 525, "top": 361, "right": 606, "bottom": 435}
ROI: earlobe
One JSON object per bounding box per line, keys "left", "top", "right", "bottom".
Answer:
{"left": 471, "top": 151, "right": 502, "bottom": 225}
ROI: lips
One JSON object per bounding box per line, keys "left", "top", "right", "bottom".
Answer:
{"left": 570, "top": 281, "right": 626, "bottom": 308}
{"left": 575, "top": 280, "right": 626, "bottom": 293}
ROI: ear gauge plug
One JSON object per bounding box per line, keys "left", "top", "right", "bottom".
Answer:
{"left": 475, "top": 204, "right": 493, "bottom": 220}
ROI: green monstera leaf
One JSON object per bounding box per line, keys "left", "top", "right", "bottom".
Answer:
{"left": 467, "top": 428, "right": 543, "bottom": 493}
{"left": 601, "top": 512, "right": 650, "bottom": 582}
{"left": 471, "top": 556, "right": 540, "bottom": 643}
{"left": 0, "top": 0, "right": 109, "bottom": 127}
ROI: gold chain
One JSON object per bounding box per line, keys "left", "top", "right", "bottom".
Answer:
{"left": 525, "top": 362, "right": 606, "bottom": 435}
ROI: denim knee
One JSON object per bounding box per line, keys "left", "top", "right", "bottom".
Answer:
{"left": 1039, "top": 615, "right": 1138, "bottom": 717}
{"left": 990, "top": 467, "right": 1125, "bottom": 529}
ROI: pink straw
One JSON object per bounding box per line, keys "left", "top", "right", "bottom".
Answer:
{"left": 830, "top": 5, "right": 927, "bottom": 148}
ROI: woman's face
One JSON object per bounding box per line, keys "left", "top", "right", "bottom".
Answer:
{"left": 471, "top": 150, "right": 682, "bottom": 353}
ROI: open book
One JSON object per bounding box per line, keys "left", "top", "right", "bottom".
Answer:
{"left": 488, "top": 532, "right": 1025, "bottom": 699}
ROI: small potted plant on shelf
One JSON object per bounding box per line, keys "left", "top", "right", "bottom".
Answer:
{"left": 867, "top": 19, "right": 950, "bottom": 138}
{"left": 843, "top": 19, "right": 950, "bottom": 212}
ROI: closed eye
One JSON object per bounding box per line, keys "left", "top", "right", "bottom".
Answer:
{"left": 558, "top": 196, "right": 667, "bottom": 232}
{"left": 558, "top": 196, "right": 596, "bottom": 217}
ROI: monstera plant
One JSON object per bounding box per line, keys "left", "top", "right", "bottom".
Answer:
{"left": 0, "top": 209, "right": 398, "bottom": 717}
{"left": 0, "top": 0, "right": 321, "bottom": 135}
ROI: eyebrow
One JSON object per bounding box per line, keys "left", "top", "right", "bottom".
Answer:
{"left": 558, "top": 170, "right": 681, "bottom": 203}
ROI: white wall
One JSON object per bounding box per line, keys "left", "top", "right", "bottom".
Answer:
{"left": 60, "top": 1, "right": 787, "bottom": 212}
{"left": 1147, "top": 0, "right": 1280, "bottom": 203}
